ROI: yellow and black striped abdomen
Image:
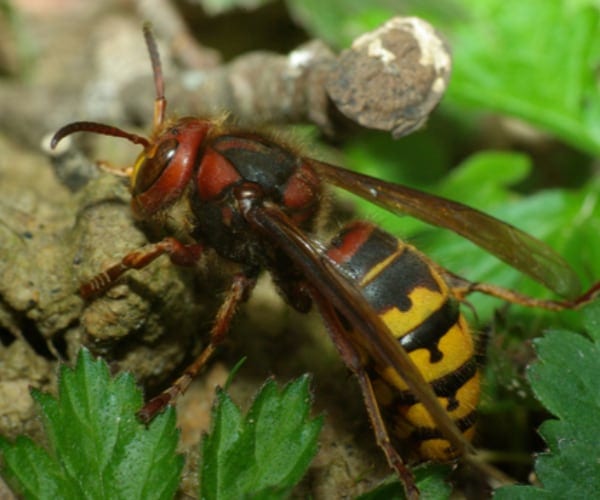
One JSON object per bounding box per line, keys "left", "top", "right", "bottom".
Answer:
{"left": 327, "top": 221, "right": 479, "bottom": 461}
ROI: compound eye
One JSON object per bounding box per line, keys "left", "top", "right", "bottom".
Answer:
{"left": 132, "top": 138, "right": 178, "bottom": 195}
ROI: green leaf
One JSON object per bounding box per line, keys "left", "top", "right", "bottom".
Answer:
{"left": 0, "top": 436, "right": 68, "bottom": 499}
{"left": 357, "top": 464, "right": 452, "bottom": 500}
{"left": 495, "top": 299, "right": 600, "bottom": 499}
{"left": 448, "top": 0, "right": 600, "bottom": 155}
{"left": 200, "top": 375, "right": 323, "bottom": 499}
{"left": 583, "top": 298, "right": 600, "bottom": 343}
{"left": 0, "top": 348, "right": 183, "bottom": 500}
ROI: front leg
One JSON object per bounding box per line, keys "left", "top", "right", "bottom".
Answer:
{"left": 80, "top": 237, "right": 204, "bottom": 298}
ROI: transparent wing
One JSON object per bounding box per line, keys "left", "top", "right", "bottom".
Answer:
{"left": 309, "top": 159, "right": 580, "bottom": 298}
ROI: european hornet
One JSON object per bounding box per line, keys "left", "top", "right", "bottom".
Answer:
{"left": 50, "top": 25, "right": 599, "bottom": 498}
